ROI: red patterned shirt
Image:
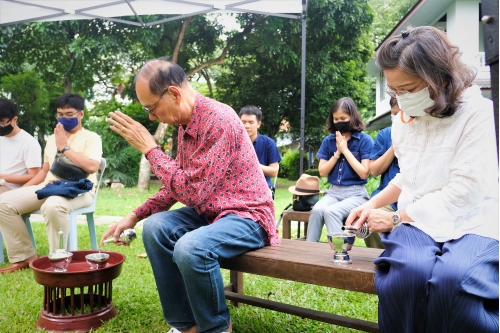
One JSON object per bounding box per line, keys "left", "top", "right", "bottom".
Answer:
{"left": 133, "top": 93, "right": 279, "bottom": 245}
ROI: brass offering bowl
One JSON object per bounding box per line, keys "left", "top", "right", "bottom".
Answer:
{"left": 85, "top": 253, "right": 110, "bottom": 269}
{"left": 48, "top": 251, "right": 73, "bottom": 272}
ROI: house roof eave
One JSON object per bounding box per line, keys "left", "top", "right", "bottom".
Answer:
{"left": 374, "top": 0, "right": 426, "bottom": 51}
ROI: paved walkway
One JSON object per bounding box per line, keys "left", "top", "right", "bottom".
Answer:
{"left": 28, "top": 214, "right": 125, "bottom": 226}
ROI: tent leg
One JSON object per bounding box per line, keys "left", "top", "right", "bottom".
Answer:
{"left": 300, "top": 0, "right": 307, "bottom": 175}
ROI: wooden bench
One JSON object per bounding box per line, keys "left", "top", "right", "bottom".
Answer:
{"left": 281, "top": 209, "right": 310, "bottom": 239}
{"left": 220, "top": 239, "right": 383, "bottom": 332}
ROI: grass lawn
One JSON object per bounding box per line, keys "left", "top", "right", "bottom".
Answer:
{"left": 0, "top": 179, "right": 378, "bottom": 333}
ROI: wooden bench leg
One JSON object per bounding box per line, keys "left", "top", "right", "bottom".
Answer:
{"left": 282, "top": 214, "right": 291, "bottom": 239}
{"left": 225, "top": 270, "right": 244, "bottom": 307}
{"left": 297, "top": 221, "right": 309, "bottom": 239}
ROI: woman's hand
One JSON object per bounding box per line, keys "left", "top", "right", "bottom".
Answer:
{"left": 346, "top": 206, "right": 394, "bottom": 233}
{"left": 107, "top": 111, "right": 157, "bottom": 154}
{"left": 362, "top": 209, "right": 394, "bottom": 233}
{"left": 336, "top": 131, "right": 348, "bottom": 154}
{"left": 345, "top": 202, "right": 374, "bottom": 227}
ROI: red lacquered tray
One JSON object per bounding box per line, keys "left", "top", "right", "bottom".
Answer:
{"left": 30, "top": 250, "right": 126, "bottom": 288}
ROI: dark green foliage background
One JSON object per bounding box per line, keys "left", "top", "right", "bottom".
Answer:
{"left": 86, "top": 100, "right": 161, "bottom": 186}
{"left": 216, "top": 0, "right": 375, "bottom": 149}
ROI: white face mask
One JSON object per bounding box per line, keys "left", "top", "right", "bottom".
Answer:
{"left": 396, "top": 86, "right": 434, "bottom": 117}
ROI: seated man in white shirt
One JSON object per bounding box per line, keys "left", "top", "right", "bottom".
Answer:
{"left": 0, "top": 99, "right": 42, "bottom": 194}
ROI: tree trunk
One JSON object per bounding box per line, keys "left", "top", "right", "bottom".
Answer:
{"left": 137, "top": 155, "right": 151, "bottom": 191}
{"left": 63, "top": 49, "right": 76, "bottom": 93}
{"left": 201, "top": 69, "right": 214, "bottom": 98}
{"left": 137, "top": 122, "right": 169, "bottom": 191}
{"left": 63, "top": 77, "right": 72, "bottom": 93}
{"left": 171, "top": 126, "right": 178, "bottom": 159}
{"left": 267, "top": 122, "right": 281, "bottom": 141}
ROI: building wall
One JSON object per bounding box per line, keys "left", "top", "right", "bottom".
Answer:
{"left": 447, "top": 0, "right": 480, "bottom": 67}
{"left": 372, "top": 0, "right": 490, "bottom": 118}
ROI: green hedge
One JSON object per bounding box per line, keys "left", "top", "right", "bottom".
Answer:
{"left": 279, "top": 149, "right": 309, "bottom": 181}
{"left": 304, "top": 168, "right": 320, "bottom": 177}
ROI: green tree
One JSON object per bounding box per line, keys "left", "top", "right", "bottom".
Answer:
{"left": 216, "top": 0, "right": 375, "bottom": 149}
{"left": 0, "top": 70, "right": 53, "bottom": 149}
{"left": 369, "top": 0, "right": 419, "bottom": 45}
{"left": 0, "top": 20, "right": 131, "bottom": 95}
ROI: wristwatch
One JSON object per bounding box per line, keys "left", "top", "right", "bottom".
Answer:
{"left": 58, "top": 146, "right": 71, "bottom": 154}
{"left": 391, "top": 211, "right": 401, "bottom": 230}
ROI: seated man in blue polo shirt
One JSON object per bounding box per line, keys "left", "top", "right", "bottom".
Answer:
{"left": 239, "top": 105, "right": 281, "bottom": 198}
{"left": 365, "top": 97, "right": 401, "bottom": 249}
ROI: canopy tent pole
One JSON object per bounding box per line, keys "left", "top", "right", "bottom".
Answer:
{"left": 299, "top": 0, "right": 307, "bottom": 175}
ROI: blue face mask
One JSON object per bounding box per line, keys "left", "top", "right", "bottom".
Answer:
{"left": 57, "top": 117, "right": 79, "bottom": 132}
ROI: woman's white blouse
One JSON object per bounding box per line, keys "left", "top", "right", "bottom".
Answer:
{"left": 390, "top": 85, "right": 498, "bottom": 242}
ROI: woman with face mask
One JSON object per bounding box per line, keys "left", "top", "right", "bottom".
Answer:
{"left": 305, "top": 97, "right": 373, "bottom": 243}
{"left": 346, "top": 26, "right": 498, "bottom": 332}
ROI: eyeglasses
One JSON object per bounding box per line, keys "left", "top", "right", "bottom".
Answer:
{"left": 0, "top": 119, "right": 12, "bottom": 128}
{"left": 385, "top": 80, "right": 425, "bottom": 98}
{"left": 143, "top": 87, "right": 169, "bottom": 115}
{"left": 56, "top": 110, "right": 81, "bottom": 118}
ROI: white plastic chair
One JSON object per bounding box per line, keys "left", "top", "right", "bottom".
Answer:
{"left": 0, "top": 158, "right": 106, "bottom": 263}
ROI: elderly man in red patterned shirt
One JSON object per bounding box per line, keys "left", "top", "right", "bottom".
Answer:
{"left": 102, "top": 58, "right": 278, "bottom": 333}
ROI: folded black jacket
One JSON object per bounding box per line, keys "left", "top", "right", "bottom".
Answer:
{"left": 35, "top": 179, "right": 94, "bottom": 200}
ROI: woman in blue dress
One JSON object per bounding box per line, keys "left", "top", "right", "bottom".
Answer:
{"left": 306, "top": 97, "right": 373, "bottom": 242}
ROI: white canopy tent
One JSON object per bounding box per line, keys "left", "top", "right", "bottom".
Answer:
{"left": 0, "top": 0, "right": 302, "bottom": 26}
{"left": 0, "top": 0, "right": 309, "bottom": 173}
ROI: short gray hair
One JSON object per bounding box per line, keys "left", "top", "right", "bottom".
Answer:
{"left": 135, "top": 57, "right": 188, "bottom": 96}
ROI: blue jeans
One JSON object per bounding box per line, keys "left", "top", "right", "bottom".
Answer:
{"left": 142, "top": 207, "right": 268, "bottom": 333}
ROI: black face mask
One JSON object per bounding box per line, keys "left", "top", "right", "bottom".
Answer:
{"left": 334, "top": 121, "right": 351, "bottom": 133}
{"left": 0, "top": 124, "right": 14, "bottom": 136}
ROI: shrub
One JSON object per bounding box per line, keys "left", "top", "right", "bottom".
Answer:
{"left": 366, "top": 175, "right": 380, "bottom": 197}
{"left": 304, "top": 169, "right": 320, "bottom": 177}
{"left": 279, "top": 149, "right": 308, "bottom": 181}
{"left": 86, "top": 100, "right": 155, "bottom": 187}
{"left": 104, "top": 146, "right": 142, "bottom": 186}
